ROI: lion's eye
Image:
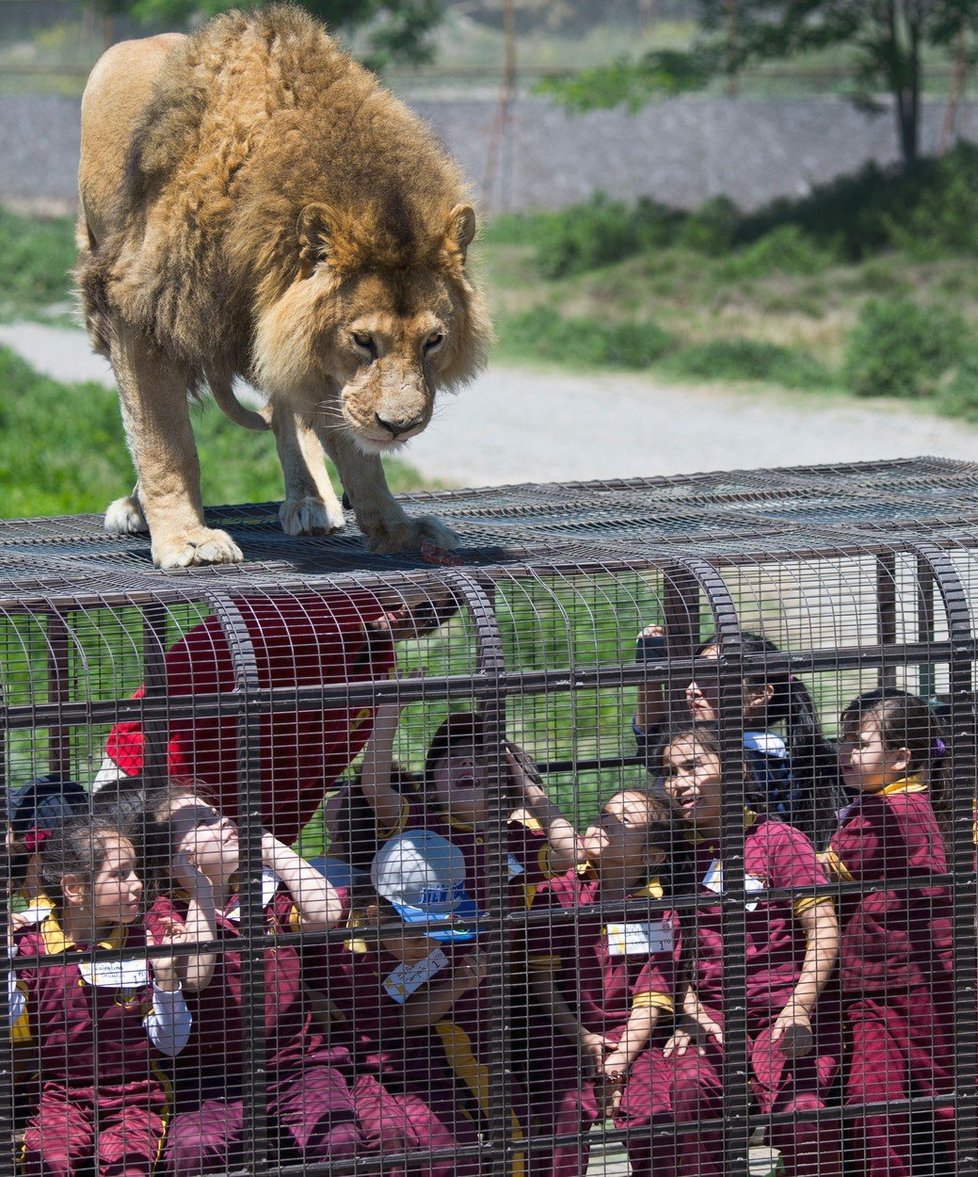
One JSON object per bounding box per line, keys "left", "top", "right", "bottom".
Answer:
{"left": 352, "top": 331, "right": 376, "bottom": 357}
{"left": 424, "top": 331, "right": 445, "bottom": 353}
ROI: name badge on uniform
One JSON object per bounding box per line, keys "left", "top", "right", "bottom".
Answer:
{"left": 507, "top": 853, "right": 525, "bottom": 879}
{"left": 702, "top": 860, "right": 765, "bottom": 912}
{"left": 605, "top": 919, "right": 674, "bottom": 956}
{"left": 383, "top": 946, "right": 449, "bottom": 1004}
{"left": 77, "top": 956, "right": 150, "bottom": 989}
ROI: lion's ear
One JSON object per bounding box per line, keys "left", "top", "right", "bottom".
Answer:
{"left": 444, "top": 203, "right": 476, "bottom": 264}
{"left": 298, "top": 203, "right": 348, "bottom": 276}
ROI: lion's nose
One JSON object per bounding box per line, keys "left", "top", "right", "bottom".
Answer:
{"left": 375, "top": 412, "right": 423, "bottom": 438}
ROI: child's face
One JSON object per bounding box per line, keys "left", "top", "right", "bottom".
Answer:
{"left": 368, "top": 905, "right": 437, "bottom": 964}
{"left": 661, "top": 738, "right": 724, "bottom": 831}
{"left": 72, "top": 835, "right": 143, "bottom": 927}
{"left": 685, "top": 645, "right": 772, "bottom": 725}
{"left": 170, "top": 797, "right": 240, "bottom": 879}
{"left": 430, "top": 742, "right": 488, "bottom": 825}
{"left": 838, "top": 718, "right": 908, "bottom": 793}
{"left": 582, "top": 791, "right": 665, "bottom": 871}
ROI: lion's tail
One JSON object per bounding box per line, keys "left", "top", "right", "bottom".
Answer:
{"left": 209, "top": 376, "right": 270, "bottom": 432}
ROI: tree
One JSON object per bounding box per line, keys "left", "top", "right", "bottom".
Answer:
{"left": 538, "top": 1, "right": 978, "bottom": 171}
{"left": 122, "top": 0, "right": 445, "bottom": 68}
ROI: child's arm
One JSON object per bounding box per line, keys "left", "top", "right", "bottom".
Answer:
{"left": 145, "top": 919, "right": 193, "bottom": 1058}
{"left": 261, "top": 833, "right": 343, "bottom": 932}
{"left": 505, "top": 748, "right": 582, "bottom": 873}
{"left": 528, "top": 962, "right": 614, "bottom": 1076}
{"left": 772, "top": 898, "right": 838, "bottom": 1057}
{"left": 400, "top": 949, "right": 488, "bottom": 1031}
{"left": 167, "top": 852, "right": 218, "bottom": 992}
{"left": 598, "top": 1003, "right": 662, "bottom": 1115}
{"left": 634, "top": 625, "right": 668, "bottom": 736}
{"left": 358, "top": 696, "right": 411, "bottom": 837}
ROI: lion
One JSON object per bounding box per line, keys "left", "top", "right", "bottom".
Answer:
{"left": 76, "top": 4, "right": 491, "bottom": 568}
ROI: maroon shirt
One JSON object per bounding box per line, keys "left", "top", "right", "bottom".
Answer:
{"left": 390, "top": 798, "right": 553, "bottom": 911}
{"left": 823, "top": 778, "right": 952, "bottom": 993}
{"left": 15, "top": 916, "right": 158, "bottom": 1087}
{"left": 687, "top": 814, "right": 831, "bottom": 1016}
{"left": 147, "top": 875, "right": 325, "bottom": 1084}
{"left": 528, "top": 865, "right": 680, "bottom": 1037}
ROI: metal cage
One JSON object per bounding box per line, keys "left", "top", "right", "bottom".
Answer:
{"left": 1, "top": 456, "right": 976, "bottom": 1177}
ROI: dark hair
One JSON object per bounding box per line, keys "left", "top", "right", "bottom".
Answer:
{"left": 6, "top": 775, "right": 89, "bottom": 892}
{"left": 841, "top": 688, "right": 947, "bottom": 806}
{"left": 327, "top": 766, "right": 421, "bottom": 872}
{"left": 38, "top": 816, "right": 134, "bottom": 914}
{"left": 604, "top": 786, "right": 696, "bottom": 897}
{"left": 695, "top": 632, "right": 841, "bottom": 844}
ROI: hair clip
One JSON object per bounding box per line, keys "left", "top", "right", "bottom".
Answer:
{"left": 934, "top": 737, "right": 947, "bottom": 758}
{"left": 24, "top": 827, "right": 52, "bottom": 854}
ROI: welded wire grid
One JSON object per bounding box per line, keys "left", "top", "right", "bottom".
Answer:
{"left": 0, "top": 455, "right": 976, "bottom": 1177}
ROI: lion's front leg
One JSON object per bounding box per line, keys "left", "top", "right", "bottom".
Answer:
{"left": 108, "top": 324, "right": 243, "bottom": 568}
{"left": 321, "top": 428, "right": 458, "bottom": 554}
{"left": 269, "top": 402, "right": 346, "bottom": 536}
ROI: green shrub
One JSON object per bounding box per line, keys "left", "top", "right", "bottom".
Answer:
{"left": 843, "top": 298, "right": 968, "bottom": 399}
{"left": 676, "top": 195, "right": 740, "bottom": 254}
{"left": 718, "top": 224, "right": 838, "bottom": 280}
{"left": 501, "top": 305, "right": 673, "bottom": 368}
{"left": 529, "top": 193, "right": 681, "bottom": 279}
{"left": 936, "top": 353, "right": 978, "bottom": 422}
{"left": 664, "top": 337, "right": 835, "bottom": 390}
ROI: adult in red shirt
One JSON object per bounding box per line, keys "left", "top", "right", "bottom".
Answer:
{"left": 824, "top": 689, "right": 954, "bottom": 1177}
{"left": 97, "top": 590, "right": 455, "bottom": 846}
{"left": 654, "top": 723, "right": 841, "bottom": 1177}
{"left": 527, "top": 790, "right": 683, "bottom": 1177}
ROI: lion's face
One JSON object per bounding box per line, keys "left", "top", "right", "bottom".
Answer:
{"left": 252, "top": 202, "right": 489, "bottom": 454}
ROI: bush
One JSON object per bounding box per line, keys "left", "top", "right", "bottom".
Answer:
{"left": 664, "top": 337, "right": 835, "bottom": 390}
{"left": 936, "top": 353, "right": 978, "bottom": 422}
{"left": 843, "top": 298, "right": 967, "bottom": 399}
{"left": 529, "top": 194, "right": 681, "bottom": 280}
{"left": 0, "top": 207, "right": 76, "bottom": 318}
{"left": 717, "top": 225, "right": 839, "bottom": 281}
{"left": 676, "top": 196, "right": 740, "bottom": 254}
{"left": 501, "top": 305, "right": 673, "bottom": 368}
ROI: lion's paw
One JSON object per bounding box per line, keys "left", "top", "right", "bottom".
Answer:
{"left": 365, "top": 512, "right": 459, "bottom": 555}
{"left": 104, "top": 496, "right": 149, "bottom": 535}
{"left": 151, "top": 528, "right": 244, "bottom": 569}
{"left": 279, "top": 496, "right": 345, "bottom": 536}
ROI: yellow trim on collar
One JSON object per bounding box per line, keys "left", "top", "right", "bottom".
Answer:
{"left": 818, "top": 847, "right": 853, "bottom": 883}
{"left": 632, "top": 877, "right": 664, "bottom": 900}
{"left": 41, "top": 913, "right": 125, "bottom": 955}
{"left": 692, "top": 808, "right": 757, "bottom": 846}
{"left": 878, "top": 775, "right": 926, "bottom": 796}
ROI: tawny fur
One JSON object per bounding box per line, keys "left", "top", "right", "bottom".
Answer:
{"left": 76, "top": 4, "right": 491, "bottom": 568}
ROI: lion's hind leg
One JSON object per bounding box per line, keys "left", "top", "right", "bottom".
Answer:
{"left": 269, "top": 404, "right": 346, "bottom": 537}
{"left": 109, "top": 323, "right": 243, "bottom": 568}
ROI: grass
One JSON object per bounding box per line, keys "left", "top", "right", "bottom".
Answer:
{"left": 0, "top": 345, "right": 433, "bottom": 519}
{"left": 0, "top": 205, "right": 76, "bottom": 321}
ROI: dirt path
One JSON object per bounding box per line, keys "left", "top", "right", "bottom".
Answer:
{"left": 3, "top": 321, "right": 977, "bottom": 484}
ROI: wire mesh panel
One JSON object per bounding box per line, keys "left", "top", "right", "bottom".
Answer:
{"left": 1, "top": 457, "right": 977, "bottom": 1177}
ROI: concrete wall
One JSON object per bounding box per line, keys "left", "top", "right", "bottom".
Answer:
{"left": 3, "top": 91, "right": 975, "bottom": 215}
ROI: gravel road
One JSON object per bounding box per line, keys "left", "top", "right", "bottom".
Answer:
{"left": 3, "top": 321, "right": 977, "bottom": 484}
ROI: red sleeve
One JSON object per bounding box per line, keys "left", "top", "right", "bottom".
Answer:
{"left": 631, "top": 912, "right": 682, "bottom": 1006}
{"left": 144, "top": 894, "right": 184, "bottom": 945}
{"left": 507, "top": 820, "right": 552, "bottom": 885}
{"left": 760, "top": 820, "right": 829, "bottom": 891}
{"left": 830, "top": 806, "right": 885, "bottom": 884}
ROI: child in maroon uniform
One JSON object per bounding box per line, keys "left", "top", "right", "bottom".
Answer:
{"left": 824, "top": 688, "right": 953, "bottom": 1177}
{"left": 11, "top": 815, "right": 191, "bottom": 1177}
{"left": 526, "top": 789, "right": 684, "bottom": 1177}
{"left": 356, "top": 705, "right": 582, "bottom": 911}
{"left": 326, "top": 829, "right": 524, "bottom": 1177}
{"left": 654, "top": 723, "right": 841, "bottom": 1177}
{"left": 145, "top": 783, "right": 361, "bottom": 1175}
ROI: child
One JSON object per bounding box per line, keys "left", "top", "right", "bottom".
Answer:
{"left": 823, "top": 688, "right": 953, "bottom": 1177}
{"left": 653, "top": 722, "right": 840, "bottom": 1177}
{"left": 357, "top": 704, "right": 582, "bottom": 911}
{"left": 7, "top": 775, "right": 88, "bottom": 927}
{"left": 145, "top": 782, "right": 361, "bottom": 1176}
{"left": 326, "top": 828, "right": 523, "bottom": 1177}
{"left": 526, "top": 788, "right": 685, "bottom": 1177}
{"left": 635, "top": 627, "right": 841, "bottom": 844}
{"left": 10, "top": 814, "right": 191, "bottom": 1176}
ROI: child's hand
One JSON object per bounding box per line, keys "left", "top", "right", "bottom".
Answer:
{"left": 663, "top": 1024, "right": 702, "bottom": 1059}
{"left": 578, "top": 1028, "right": 615, "bottom": 1077}
{"left": 150, "top": 917, "right": 187, "bottom": 992}
{"left": 170, "top": 850, "right": 211, "bottom": 897}
{"left": 635, "top": 624, "right": 667, "bottom": 662}
{"left": 260, "top": 830, "right": 286, "bottom": 868}
{"left": 682, "top": 990, "right": 724, "bottom": 1049}
{"left": 376, "top": 668, "right": 427, "bottom": 725}
{"left": 455, "top": 950, "right": 488, "bottom": 992}
{"left": 771, "top": 1005, "right": 813, "bottom": 1058}
{"left": 598, "top": 1050, "right": 630, "bottom": 1115}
